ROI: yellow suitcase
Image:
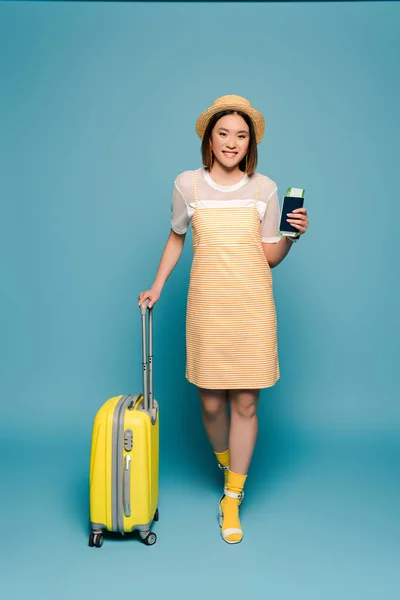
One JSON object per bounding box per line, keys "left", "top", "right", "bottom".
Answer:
{"left": 89, "top": 301, "right": 159, "bottom": 547}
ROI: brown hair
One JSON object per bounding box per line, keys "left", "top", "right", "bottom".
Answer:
{"left": 201, "top": 110, "right": 258, "bottom": 175}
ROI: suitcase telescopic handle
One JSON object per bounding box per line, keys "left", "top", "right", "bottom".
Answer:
{"left": 139, "top": 299, "right": 153, "bottom": 412}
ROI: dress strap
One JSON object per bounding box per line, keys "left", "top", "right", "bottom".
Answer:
{"left": 193, "top": 170, "right": 198, "bottom": 208}
{"left": 254, "top": 174, "right": 264, "bottom": 206}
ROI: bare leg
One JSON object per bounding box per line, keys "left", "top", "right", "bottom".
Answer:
{"left": 198, "top": 388, "right": 229, "bottom": 453}
{"left": 229, "top": 389, "right": 260, "bottom": 475}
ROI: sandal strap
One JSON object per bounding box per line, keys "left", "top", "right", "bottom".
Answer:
{"left": 223, "top": 488, "right": 244, "bottom": 500}
{"left": 218, "top": 463, "right": 229, "bottom": 471}
{"left": 222, "top": 527, "right": 243, "bottom": 538}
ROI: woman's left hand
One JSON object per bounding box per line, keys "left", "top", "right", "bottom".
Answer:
{"left": 286, "top": 207, "right": 309, "bottom": 236}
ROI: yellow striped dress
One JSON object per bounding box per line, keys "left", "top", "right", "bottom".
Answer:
{"left": 172, "top": 168, "right": 280, "bottom": 390}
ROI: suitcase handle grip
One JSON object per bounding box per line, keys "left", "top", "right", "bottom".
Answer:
{"left": 140, "top": 299, "right": 151, "bottom": 316}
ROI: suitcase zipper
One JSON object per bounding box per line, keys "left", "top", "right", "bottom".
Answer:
{"left": 112, "top": 395, "right": 126, "bottom": 532}
{"left": 112, "top": 393, "right": 141, "bottom": 533}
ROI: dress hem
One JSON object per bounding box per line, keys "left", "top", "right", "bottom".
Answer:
{"left": 185, "top": 374, "right": 280, "bottom": 390}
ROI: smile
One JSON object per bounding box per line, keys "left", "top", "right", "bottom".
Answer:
{"left": 222, "top": 152, "right": 238, "bottom": 158}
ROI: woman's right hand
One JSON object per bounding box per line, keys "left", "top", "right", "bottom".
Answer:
{"left": 138, "top": 287, "right": 161, "bottom": 309}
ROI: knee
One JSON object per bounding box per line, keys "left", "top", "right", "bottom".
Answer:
{"left": 231, "top": 397, "right": 258, "bottom": 419}
{"left": 201, "top": 397, "right": 226, "bottom": 420}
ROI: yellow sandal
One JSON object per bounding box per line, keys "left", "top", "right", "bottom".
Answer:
{"left": 218, "top": 488, "right": 244, "bottom": 544}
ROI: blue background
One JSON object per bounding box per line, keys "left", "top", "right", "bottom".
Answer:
{"left": 1, "top": 2, "right": 399, "bottom": 599}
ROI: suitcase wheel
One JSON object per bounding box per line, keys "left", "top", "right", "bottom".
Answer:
{"left": 89, "top": 532, "right": 104, "bottom": 548}
{"left": 143, "top": 532, "right": 157, "bottom": 546}
{"left": 154, "top": 508, "right": 159, "bottom": 522}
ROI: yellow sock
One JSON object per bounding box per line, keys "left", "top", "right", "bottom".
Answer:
{"left": 214, "top": 449, "right": 230, "bottom": 486}
{"left": 220, "top": 470, "right": 247, "bottom": 544}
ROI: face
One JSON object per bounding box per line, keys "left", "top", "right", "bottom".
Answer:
{"left": 210, "top": 113, "right": 250, "bottom": 170}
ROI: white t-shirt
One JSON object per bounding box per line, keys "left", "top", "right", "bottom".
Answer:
{"left": 171, "top": 168, "right": 282, "bottom": 243}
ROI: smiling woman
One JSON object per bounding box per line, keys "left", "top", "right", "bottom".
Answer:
{"left": 138, "top": 94, "right": 309, "bottom": 546}
{"left": 201, "top": 110, "right": 258, "bottom": 176}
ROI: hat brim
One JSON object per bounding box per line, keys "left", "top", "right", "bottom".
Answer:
{"left": 196, "top": 101, "right": 265, "bottom": 145}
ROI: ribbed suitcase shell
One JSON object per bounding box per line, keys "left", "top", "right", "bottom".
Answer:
{"left": 89, "top": 393, "right": 159, "bottom": 535}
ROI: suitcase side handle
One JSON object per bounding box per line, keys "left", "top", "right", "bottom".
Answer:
{"left": 140, "top": 300, "right": 154, "bottom": 412}
{"left": 123, "top": 455, "right": 131, "bottom": 517}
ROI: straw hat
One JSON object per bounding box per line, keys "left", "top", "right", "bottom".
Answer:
{"left": 196, "top": 95, "right": 265, "bottom": 145}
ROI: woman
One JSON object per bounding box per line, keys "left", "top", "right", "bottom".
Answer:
{"left": 138, "top": 95, "right": 309, "bottom": 544}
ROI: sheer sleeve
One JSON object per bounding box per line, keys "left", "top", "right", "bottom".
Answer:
{"left": 171, "top": 180, "right": 190, "bottom": 234}
{"left": 261, "top": 187, "right": 282, "bottom": 243}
